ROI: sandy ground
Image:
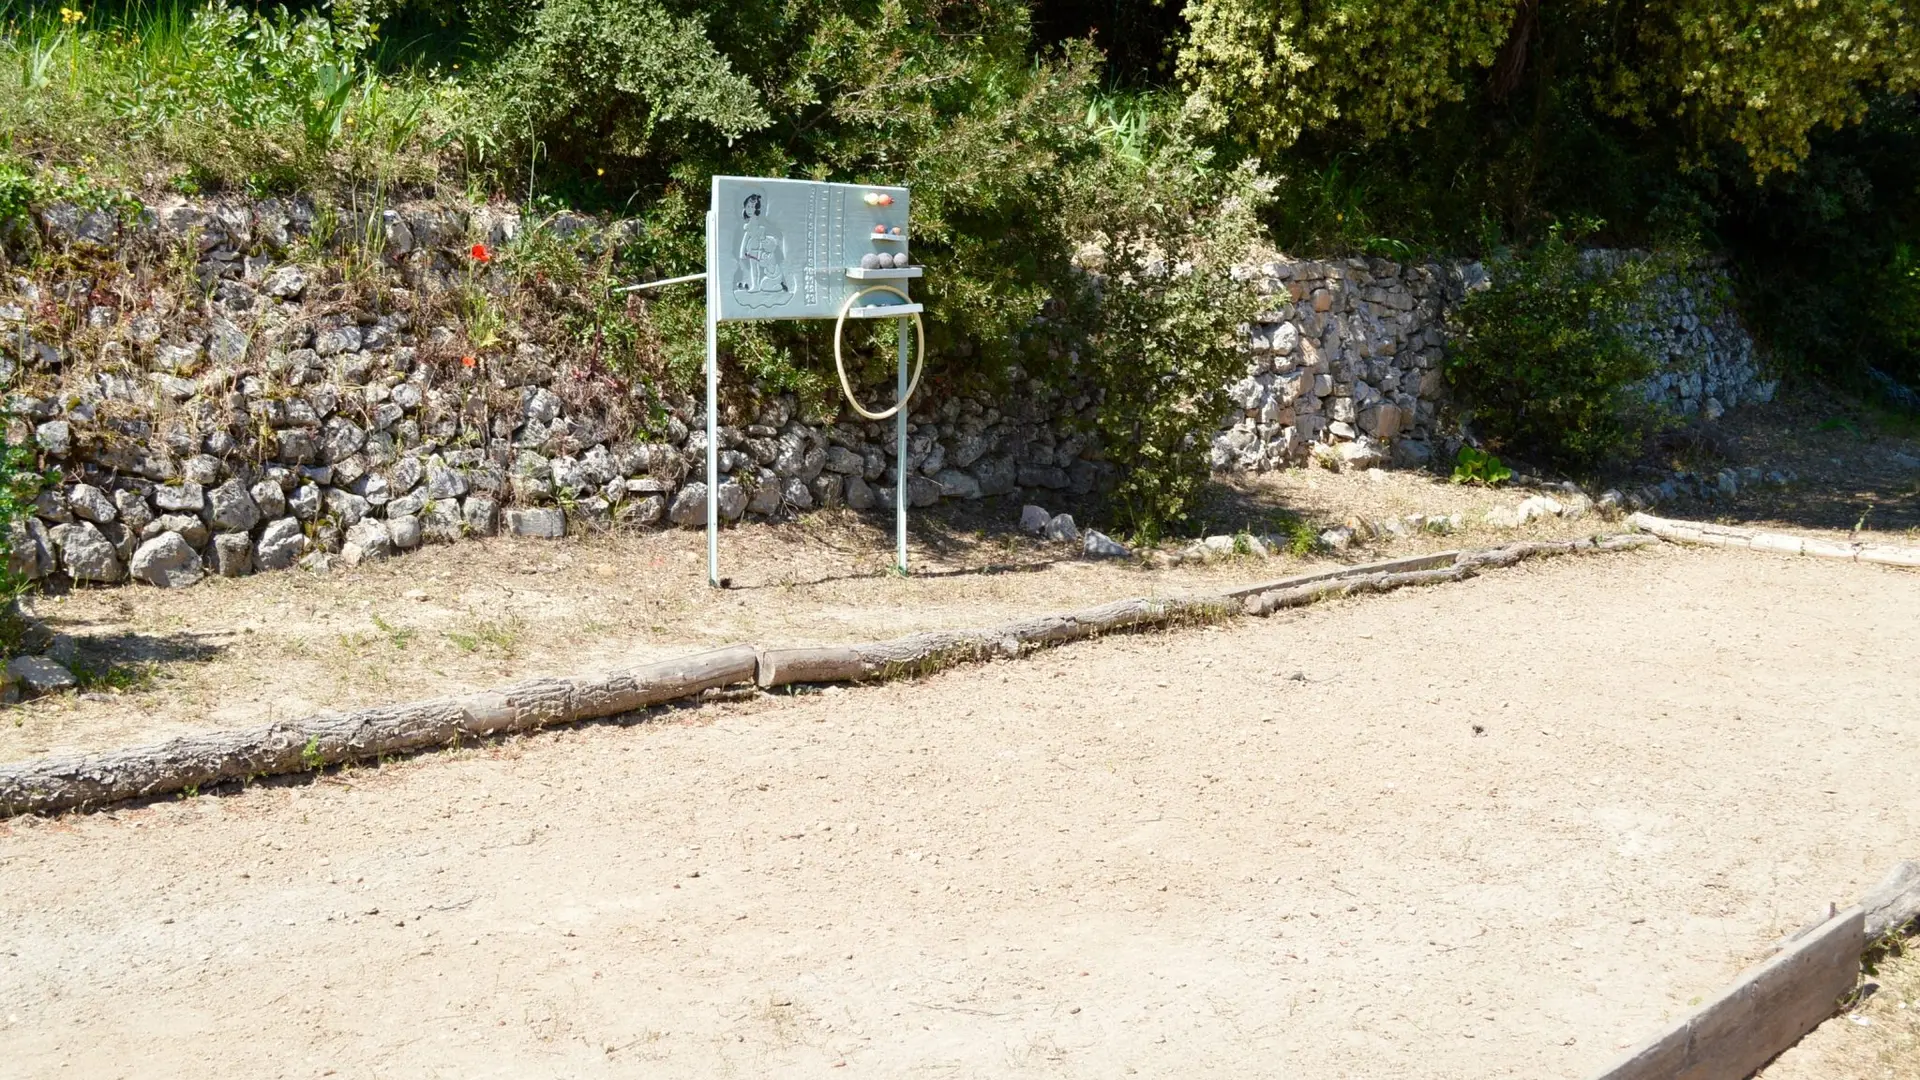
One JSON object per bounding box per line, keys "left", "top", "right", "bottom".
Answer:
{"left": 3, "top": 545, "right": 1917, "bottom": 1078}
{"left": 3, "top": 467, "right": 1586, "bottom": 764}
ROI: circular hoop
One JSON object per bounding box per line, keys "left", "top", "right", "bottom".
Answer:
{"left": 833, "top": 284, "right": 926, "bottom": 421}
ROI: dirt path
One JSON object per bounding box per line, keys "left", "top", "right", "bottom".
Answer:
{"left": 3, "top": 545, "right": 1917, "bottom": 1078}
{"left": 3, "top": 468, "right": 1582, "bottom": 765}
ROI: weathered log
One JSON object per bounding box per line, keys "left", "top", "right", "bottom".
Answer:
{"left": 755, "top": 596, "right": 1233, "bottom": 688}
{"left": 1630, "top": 512, "right": 1920, "bottom": 568}
{"left": 0, "top": 645, "right": 760, "bottom": 817}
{"left": 1863, "top": 859, "right": 1920, "bottom": 941}
{"left": 1223, "top": 551, "right": 1461, "bottom": 600}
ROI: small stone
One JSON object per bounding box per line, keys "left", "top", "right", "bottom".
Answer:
{"left": 250, "top": 480, "right": 287, "bottom": 520}
{"left": 7, "top": 656, "right": 76, "bottom": 695}
{"left": 210, "top": 532, "right": 253, "bottom": 577}
{"left": 57, "top": 520, "right": 126, "bottom": 583}
{"left": 388, "top": 515, "right": 423, "bottom": 549}
{"left": 425, "top": 462, "right": 469, "bottom": 500}
{"left": 462, "top": 496, "right": 499, "bottom": 537}
{"left": 1083, "top": 530, "right": 1130, "bottom": 558}
{"left": 1019, "top": 504, "right": 1052, "bottom": 534}
{"left": 263, "top": 265, "right": 309, "bottom": 299}
{"left": 130, "top": 532, "right": 205, "bottom": 588}
{"left": 421, "top": 500, "right": 464, "bottom": 542}
{"left": 1515, "top": 495, "right": 1564, "bottom": 523}
{"left": 504, "top": 508, "right": 566, "bottom": 538}
{"left": 1044, "top": 514, "right": 1079, "bottom": 543}
{"left": 843, "top": 476, "right": 875, "bottom": 510}
{"left": 113, "top": 489, "right": 154, "bottom": 532}
{"left": 153, "top": 482, "right": 205, "bottom": 513}
{"left": 206, "top": 477, "right": 261, "bottom": 532}
{"left": 254, "top": 517, "right": 307, "bottom": 570}
{"left": 1318, "top": 526, "right": 1354, "bottom": 551}
{"left": 67, "top": 484, "right": 117, "bottom": 524}
{"left": 34, "top": 420, "right": 71, "bottom": 456}
{"left": 288, "top": 482, "right": 322, "bottom": 521}
{"left": 344, "top": 519, "right": 393, "bottom": 561}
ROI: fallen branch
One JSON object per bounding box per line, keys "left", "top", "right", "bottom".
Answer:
{"left": 0, "top": 646, "right": 759, "bottom": 817}
{"left": 1242, "top": 535, "right": 1657, "bottom": 616}
{"left": 1628, "top": 512, "right": 1920, "bottom": 568}
{"left": 755, "top": 596, "right": 1234, "bottom": 688}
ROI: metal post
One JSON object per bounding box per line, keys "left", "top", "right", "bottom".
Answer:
{"left": 895, "top": 315, "right": 909, "bottom": 575}
{"left": 705, "top": 209, "right": 720, "bottom": 588}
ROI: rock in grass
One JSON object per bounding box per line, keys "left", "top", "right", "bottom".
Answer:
{"left": 1044, "top": 513, "right": 1079, "bottom": 543}
{"left": 1019, "top": 504, "right": 1051, "bottom": 534}
{"left": 130, "top": 532, "right": 204, "bottom": 588}
{"left": 1083, "top": 530, "right": 1131, "bottom": 558}
{"left": 6, "top": 655, "right": 76, "bottom": 695}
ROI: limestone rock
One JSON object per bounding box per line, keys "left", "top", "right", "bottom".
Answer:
{"left": 1019, "top": 504, "right": 1052, "bottom": 534}
{"left": 130, "top": 532, "right": 205, "bottom": 588}
{"left": 210, "top": 532, "right": 253, "bottom": 577}
{"left": 504, "top": 508, "right": 566, "bottom": 538}
{"left": 1083, "top": 530, "right": 1130, "bottom": 558}
{"left": 206, "top": 477, "right": 261, "bottom": 532}
{"left": 67, "top": 483, "right": 117, "bottom": 524}
{"left": 57, "top": 520, "right": 126, "bottom": 583}
{"left": 1044, "top": 514, "right": 1080, "bottom": 543}
{"left": 7, "top": 655, "right": 76, "bottom": 695}
{"left": 254, "top": 517, "right": 307, "bottom": 570}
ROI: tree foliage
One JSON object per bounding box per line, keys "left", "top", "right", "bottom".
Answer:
{"left": 1179, "top": 0, "right": 1920, "bottom": 177}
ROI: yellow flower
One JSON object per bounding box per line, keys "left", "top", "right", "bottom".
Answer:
{"left": 596, "top": 167, "right": 605, "bottom": 176}
{"left": 60, "top": 7, "right": 86, "bottom": 25}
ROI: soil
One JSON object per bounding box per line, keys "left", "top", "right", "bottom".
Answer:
{"left": 4, "top": 545, "right": 1917, "bottom": 1078}
{"left": 1618, "top": 393, "right": 1920, "bottom": 538}
{"left": 2, "top": 466, "right": 1593, "bottom": 765}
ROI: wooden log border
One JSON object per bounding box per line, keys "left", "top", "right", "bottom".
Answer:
{"left": 1589, "top": 860, "right": 1920, "bottom": 1080}
{"left": 1628, "top": 512, "right": 1920, "bottom": 568}
{"left": 0, "top": 533, "right": 1655, "bottom": 818}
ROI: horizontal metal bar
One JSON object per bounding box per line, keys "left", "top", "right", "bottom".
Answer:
{"left": 614, "top": 271, "right": 708, "bottom": 293}
{"left": 845, "top": 266, "right": 924, "bottom": 280}
{"left": 846, "top": 302, "right": 923, "bottom": 319}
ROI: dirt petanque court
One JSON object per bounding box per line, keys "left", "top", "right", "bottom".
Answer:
{"left": 3, "top": 538, "right": 1918, "bottom": 1077}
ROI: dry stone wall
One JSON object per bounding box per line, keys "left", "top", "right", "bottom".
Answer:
{"left": 1, "top": 194, "right": 1766, "bottom": 591}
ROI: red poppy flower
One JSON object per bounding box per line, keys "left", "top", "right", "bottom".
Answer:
{"left": 470, "top": 243, "right": 490, "bottom": 263}
{"left": 461, "top": 355, "right": 477, "bottom": 368}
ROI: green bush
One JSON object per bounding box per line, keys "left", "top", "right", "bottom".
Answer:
{"left": 1047, "top": 117, "right": 1269, "bottom": 543}
{"left": 1444, "top": 225, "right": 1668, "bottom": 472}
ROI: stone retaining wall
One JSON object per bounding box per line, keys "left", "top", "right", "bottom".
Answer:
{"left": 1, "top": 194, "right": 1767, "bottom": 590}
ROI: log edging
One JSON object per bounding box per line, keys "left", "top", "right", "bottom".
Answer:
{"left": 1588, "top": 860, "right": 1920, "bottom": 1080}
{"left": 1628, "top": 512, "right": 1920, "bottom": 568}
{"left": 0, "top": 533, "right": 1654, "bottom": 818}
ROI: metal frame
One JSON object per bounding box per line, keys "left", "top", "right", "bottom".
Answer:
{"left": 620, "top": 183, "right": 918, "bottom": 588}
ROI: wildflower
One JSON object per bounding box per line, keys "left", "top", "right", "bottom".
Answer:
{"left": 461, "top": 355, "right": 477, "bottom": 368}
{"left": 596, "top": 168, "right": 605, "bottom": 177}
{"left": 470, "top": 243, "right": 490, "bottom": 263}
{"left": 60, "top": 7, "right": 85, "bottom": 26}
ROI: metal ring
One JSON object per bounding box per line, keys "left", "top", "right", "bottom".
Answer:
{"left": 833, "top": 285, "right": 926, "bottom": 421}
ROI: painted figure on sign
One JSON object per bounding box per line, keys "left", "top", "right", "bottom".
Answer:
{"left": 732, "top": 192, "right": 794, "bottom": 308}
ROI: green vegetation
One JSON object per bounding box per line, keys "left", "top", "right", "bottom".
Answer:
{"left": 0, "top": 0, "right": 1915, "bottom": 519}
{"left": 1449, "top": 446, "right": 1511, "bottom": 488}
{"left": 1445, "top": 229, "right": 1670, "bottom": 470}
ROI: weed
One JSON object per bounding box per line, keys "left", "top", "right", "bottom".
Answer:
{"left": 1287, "top": 520, "right": 1320, "bottom": 557}
{"left": 443, "top": 615, "right": 523, "bottom": 655}
{"left": 1451, "top": 446, "right": 1513, "bottom": 486}
{"left": 301, "top": 735, "right": 324, "bottom": 771}
{"left": 370, "top": 613, "right": 416, "bottom": 649}
{"left": 70, "top": 655, "right": 159, "bottom": 693}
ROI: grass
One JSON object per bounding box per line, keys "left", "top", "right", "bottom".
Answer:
{"left": 0, "top": 0, "right": 449, "bottom": 197}
{"left": 443, "top": 616, "right": 523, "bottom": 655}
{"left": 70, "top": 654, "right": 160, "bottom": 693}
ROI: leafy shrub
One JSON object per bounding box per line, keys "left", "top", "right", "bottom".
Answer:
{"left": 1444, "top": 225, "right": 1668, "bottom": 472}
{"left": 1049, "top": 119, "right": 1270, "bottom": 543}
{"left": 1449, "top": 446, "right": 1512, "bottom": 486}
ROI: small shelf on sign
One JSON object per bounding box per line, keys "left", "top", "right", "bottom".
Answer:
{"left": 867, "top": 234, "right": 907, "bottom": 243}
{"left": 846, "top": 302, "right": 923, "bottom": 319}
{"left": 845, "top": 266, "right": 923, "bottom": 280}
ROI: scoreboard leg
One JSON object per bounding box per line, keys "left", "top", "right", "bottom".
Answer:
{"left": 895, "top": 315, "right": 910, "bottom": 575}
{"left": 705, "top": 208, "right": 721, "bottom": 588}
